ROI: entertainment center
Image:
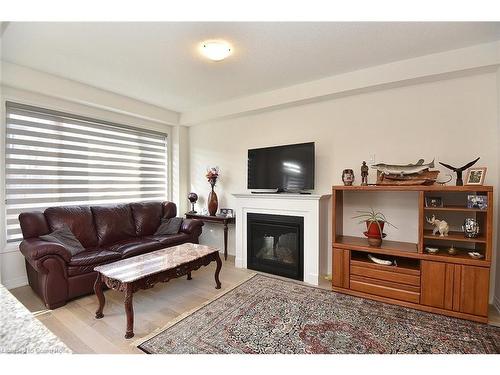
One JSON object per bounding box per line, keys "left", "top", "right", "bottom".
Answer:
{"left": 332, "top": 185, "right": 493, "bottom": 323}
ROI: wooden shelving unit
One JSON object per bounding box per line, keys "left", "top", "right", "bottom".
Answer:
{"left": 331, "top": 185, "right": 493, "bottom": 323}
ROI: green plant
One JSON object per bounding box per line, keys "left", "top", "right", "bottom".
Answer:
{"left": 352, "top": 208, "right": 397, "bottom": 235}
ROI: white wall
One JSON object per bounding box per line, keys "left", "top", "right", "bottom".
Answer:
{"left": 0, "top": 65, "right": 179, "bottom": 289}
{"left": 189, "top": 72, "right": 499, "bottom": 302}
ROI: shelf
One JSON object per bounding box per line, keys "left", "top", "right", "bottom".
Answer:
{"left": 423, "top": 230, "right": 486, "bottom": 243}
{"left": 334, "top": 235, "right": 419, "bottom": 258}
{"left": 333, "top": 185, "right": 493, "bottom": 192}
{"left": 420, "top": 248, "right": 490, "bottom": 267}
{"left": 424, "top": 206, "right": 487, "bottom": 213}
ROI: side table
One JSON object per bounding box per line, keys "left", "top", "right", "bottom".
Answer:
{"left": 185, "top": 213, "right": 235, "bottom": 260}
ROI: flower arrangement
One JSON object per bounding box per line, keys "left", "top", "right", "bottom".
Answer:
{"left": 206, "top": 166, "right": 220, "bottom": 189}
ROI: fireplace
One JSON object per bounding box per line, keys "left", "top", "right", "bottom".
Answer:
{"left": 247, "top": 213, "right": 304, "bottom": 281}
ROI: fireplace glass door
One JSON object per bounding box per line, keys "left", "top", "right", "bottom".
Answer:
{"left": 247, "top": 213, "right": 303, "bottom": 281}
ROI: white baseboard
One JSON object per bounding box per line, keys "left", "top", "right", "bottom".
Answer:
{"left": 3, "top": 275, "right": 28, "bottom": 290}
{"left": 494, "top": 295, "right": 500, "bottom": 314}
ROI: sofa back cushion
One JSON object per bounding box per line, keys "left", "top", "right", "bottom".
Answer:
{"left": 44, "top": 206, "right": 98, "bottom": 248}
{"left": 130, "top": 201, "right": 163, "bottom": 236}
{"left": 19, "top": 211, "right": 50, "bottom": 239}
{"left": 162, "top": 201, "right": 177, "bottom": 219}
{"left": 91, "top": 204, "right": 136, "bottom": 246}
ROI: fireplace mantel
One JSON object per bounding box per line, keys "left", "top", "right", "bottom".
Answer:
{"left": 232, "top": 193, "right": 330, "bottom": 285}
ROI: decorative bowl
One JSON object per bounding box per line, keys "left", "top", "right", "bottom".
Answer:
{"left": 425, "top": 247, "right": 439, "bottom": 254}
{"left": 468, "top": 252, "right": 484, "bottom": 259}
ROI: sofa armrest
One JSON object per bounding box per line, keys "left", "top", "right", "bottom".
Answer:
{"left": 180, "top": 218, "right": 204, "bottom": 237}
{"left": 20, "top": 238, "right": 72, "bottom": 264}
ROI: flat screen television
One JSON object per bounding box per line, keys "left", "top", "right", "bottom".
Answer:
{"left": 247, "top": 142, "right": 315, "bottom": 192}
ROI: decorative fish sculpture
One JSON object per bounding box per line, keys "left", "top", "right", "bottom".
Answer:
{"left": 371, "top": 159, "right": 434, "bottom": 176}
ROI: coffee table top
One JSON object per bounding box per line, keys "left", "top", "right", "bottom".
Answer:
{"left": 94, "top": 243, "right": 219, "bottom": 283}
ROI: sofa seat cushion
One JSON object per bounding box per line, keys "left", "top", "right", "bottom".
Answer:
{"left": 106, "top": 238, "right": 162, "bottom": 258}
{"left": 146, "top": 233, "right": 192, "bottom": 247}
{"left": 67, "top": 248, "right": 122, "bottom": 276}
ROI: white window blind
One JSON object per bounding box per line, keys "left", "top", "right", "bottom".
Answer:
{"left": 5, "top": 101, "right": 168, "bottom": 242}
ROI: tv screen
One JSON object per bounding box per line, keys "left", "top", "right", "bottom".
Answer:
{"left": 247, "top": 142, "right": 315, "bottom": 191}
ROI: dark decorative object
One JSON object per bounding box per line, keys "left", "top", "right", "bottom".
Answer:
{"left": 137, "top": 274, "right": 500, "bottom": 354}
{"left": 424, "top": 196, "right": 443, "bottom": 208}
{"left": 463, "top": 218, "right": 480, "bottom": 238}
{"left": 361, "top": 161, "right": 368, "bottom": 186}
{"left": 439, "top": 157, "right": 480, "bottom": 186}
{"left": 206, "top": 167, "right": 220, "bottom": 216}
{"left": 342, "top": 169, "right": 354, "bottom": 186}
{"left": 187, "top": 192, "right": 198, "bottom": 213}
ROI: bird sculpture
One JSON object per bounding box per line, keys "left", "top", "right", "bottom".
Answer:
{"left": 439, "top": 157, "right": 480, "bottom": 186}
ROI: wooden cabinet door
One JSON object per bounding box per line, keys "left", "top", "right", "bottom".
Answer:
{"left": 459, "top": 266, "right": 489, "bottom": 317}
{"left": 332, "top": 248, "right": 349, "bottom": 288}
{"left": 420, "top": 261, "right": 454, "bottom": 309}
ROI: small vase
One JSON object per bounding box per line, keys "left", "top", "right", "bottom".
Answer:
{"left": 208, "top": 186, "right": 218, "bottom": 216}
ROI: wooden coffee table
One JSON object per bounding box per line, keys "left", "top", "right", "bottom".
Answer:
{"left": 93, "top": 243, "right": 222, "bottom": 339}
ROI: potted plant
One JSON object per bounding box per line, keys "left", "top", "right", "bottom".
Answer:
{"left": 352, "top": 208, "right": 397, "bottom": 247}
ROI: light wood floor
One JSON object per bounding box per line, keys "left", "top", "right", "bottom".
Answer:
{"left": 10, "top": 257, "right": 500, "bottom": 353}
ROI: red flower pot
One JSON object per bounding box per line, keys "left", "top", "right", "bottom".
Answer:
{"left": 366, "top": 221, "right": 385, "bottom": 238}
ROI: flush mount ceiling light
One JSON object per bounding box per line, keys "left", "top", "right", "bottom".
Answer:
{"left": 200, "top": 40, "right": 232, "bottom": 61}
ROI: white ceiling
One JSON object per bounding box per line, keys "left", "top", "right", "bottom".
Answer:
{"left": 2, "top": 22, "right": 500, "bottom": 112}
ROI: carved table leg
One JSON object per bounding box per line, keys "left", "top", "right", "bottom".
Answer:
{"left": 94, "top": 274, "right": 105, "bottom": 319}
{"left": 223, "top": 222, "right": 229, "bottom": 260}
{"left": 187, "top": 271, "right": 192, "bottom": 280}
{"left": 214, "top": 252, "right": 222, "bottom": 289}
{"left": 124, "top": 284, "right": 134, "bottom": 339}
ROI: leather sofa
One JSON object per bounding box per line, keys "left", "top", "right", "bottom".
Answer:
{"left": 18, "top": 201, "right": 204, "bottom": 309}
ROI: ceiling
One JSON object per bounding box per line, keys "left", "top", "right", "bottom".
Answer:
{"left": 2, "top": 22, "right": 500, "bottom": 112}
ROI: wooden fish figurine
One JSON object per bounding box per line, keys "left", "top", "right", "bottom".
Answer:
{"left": 371, "top": 159, "right": 434, "bottom": 176}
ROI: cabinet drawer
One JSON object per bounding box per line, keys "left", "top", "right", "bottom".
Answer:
{"left": 351, "top": 264, "right": 420, "bottom": 286}
{"left": 350, "top": 277, "right": 420, "bottom": 304}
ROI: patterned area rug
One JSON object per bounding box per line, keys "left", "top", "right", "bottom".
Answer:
{"left": 137, "top": 274, "right": 500, "bottom": 354}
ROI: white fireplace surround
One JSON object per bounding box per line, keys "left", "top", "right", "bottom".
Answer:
{"left": 232, "top": 193, "right": 330, "bottom": 285}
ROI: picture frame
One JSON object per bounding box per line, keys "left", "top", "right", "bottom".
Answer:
{"left": 465, "top": 167, "right": 487, "bottom": 186}
{"left": 467, "top": 194, "right": 488, "bottom": 210}
{"left": 218, "top": 208, "right": 234, "bottom": 218}
{"left": 424, "top": 196, "right": 443, "bottom": 208}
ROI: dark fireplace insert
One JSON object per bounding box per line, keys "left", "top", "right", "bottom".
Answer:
{"left": 247, "top": 213, "right": 303, "bottom": 281}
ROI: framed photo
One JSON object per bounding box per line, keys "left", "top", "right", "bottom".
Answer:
{"left": 425, "top": 196, "right": 443, "bottom": 208}
{"left": 467, "top": 194, "right": 488, "bottom": 210}
{"left": 218, "top": 208, "right": 234, "bottom": 217}
{"left": 465, "top": 167, "right": 487, "bottom": 186}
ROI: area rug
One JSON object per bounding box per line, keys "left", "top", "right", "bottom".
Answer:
{"left": 137, "top": 274, "right": 500, "bottom": 354}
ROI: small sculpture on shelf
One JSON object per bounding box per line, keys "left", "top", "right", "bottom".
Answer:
{"left": 426, "top": 215, "right": 449, "bottom": 237}
{"left": 462, "top": 218, "right": 480, "bottom": 238}
{"left": 187, "top": 192, "right": 198, "bottom": 214}
{"left": 439, "top": 157, "right": 480, "bottom": 186}
{"left": 371, "top": 159, "right": 439, "bottom": 186}
{"left": 360, "top": 161, "right": 369, "bottom": 186}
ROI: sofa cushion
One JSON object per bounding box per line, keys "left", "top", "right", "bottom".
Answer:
{"left": 106, "top": 238, "right": 161, "bottom": 258}
{"left": 91, "top": 204, "right": 136, "bottom": 246}
{"left": 18, "top": 211, "right": 50, "bottom": 239}
{"left": 162, "top": 201, "right": 177, "bottom": 219}
{"left": 147, "top": 233, "right": 192, "bottom": 246}
{"left": 45, "top": 205, "right": 98, "bottom": 248}
{"left": 67, "top": 248, "right": 122, "bottom": 276}
{"left": 130, "top": 201, "right": 163, "bottom": 236}
{"left": 40, "top": 225, "right": 86, "bottom": 256}
{"left": 154, "top": 217, "right": 183, "bottom": 236}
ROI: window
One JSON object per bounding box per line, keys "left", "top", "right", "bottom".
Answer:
{"left": 5, "top": 101, "right": 168, "bottom": 242}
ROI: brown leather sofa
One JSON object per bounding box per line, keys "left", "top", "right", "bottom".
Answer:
{"left": 18, "top": 201, "right": 204, "bottom": 309}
